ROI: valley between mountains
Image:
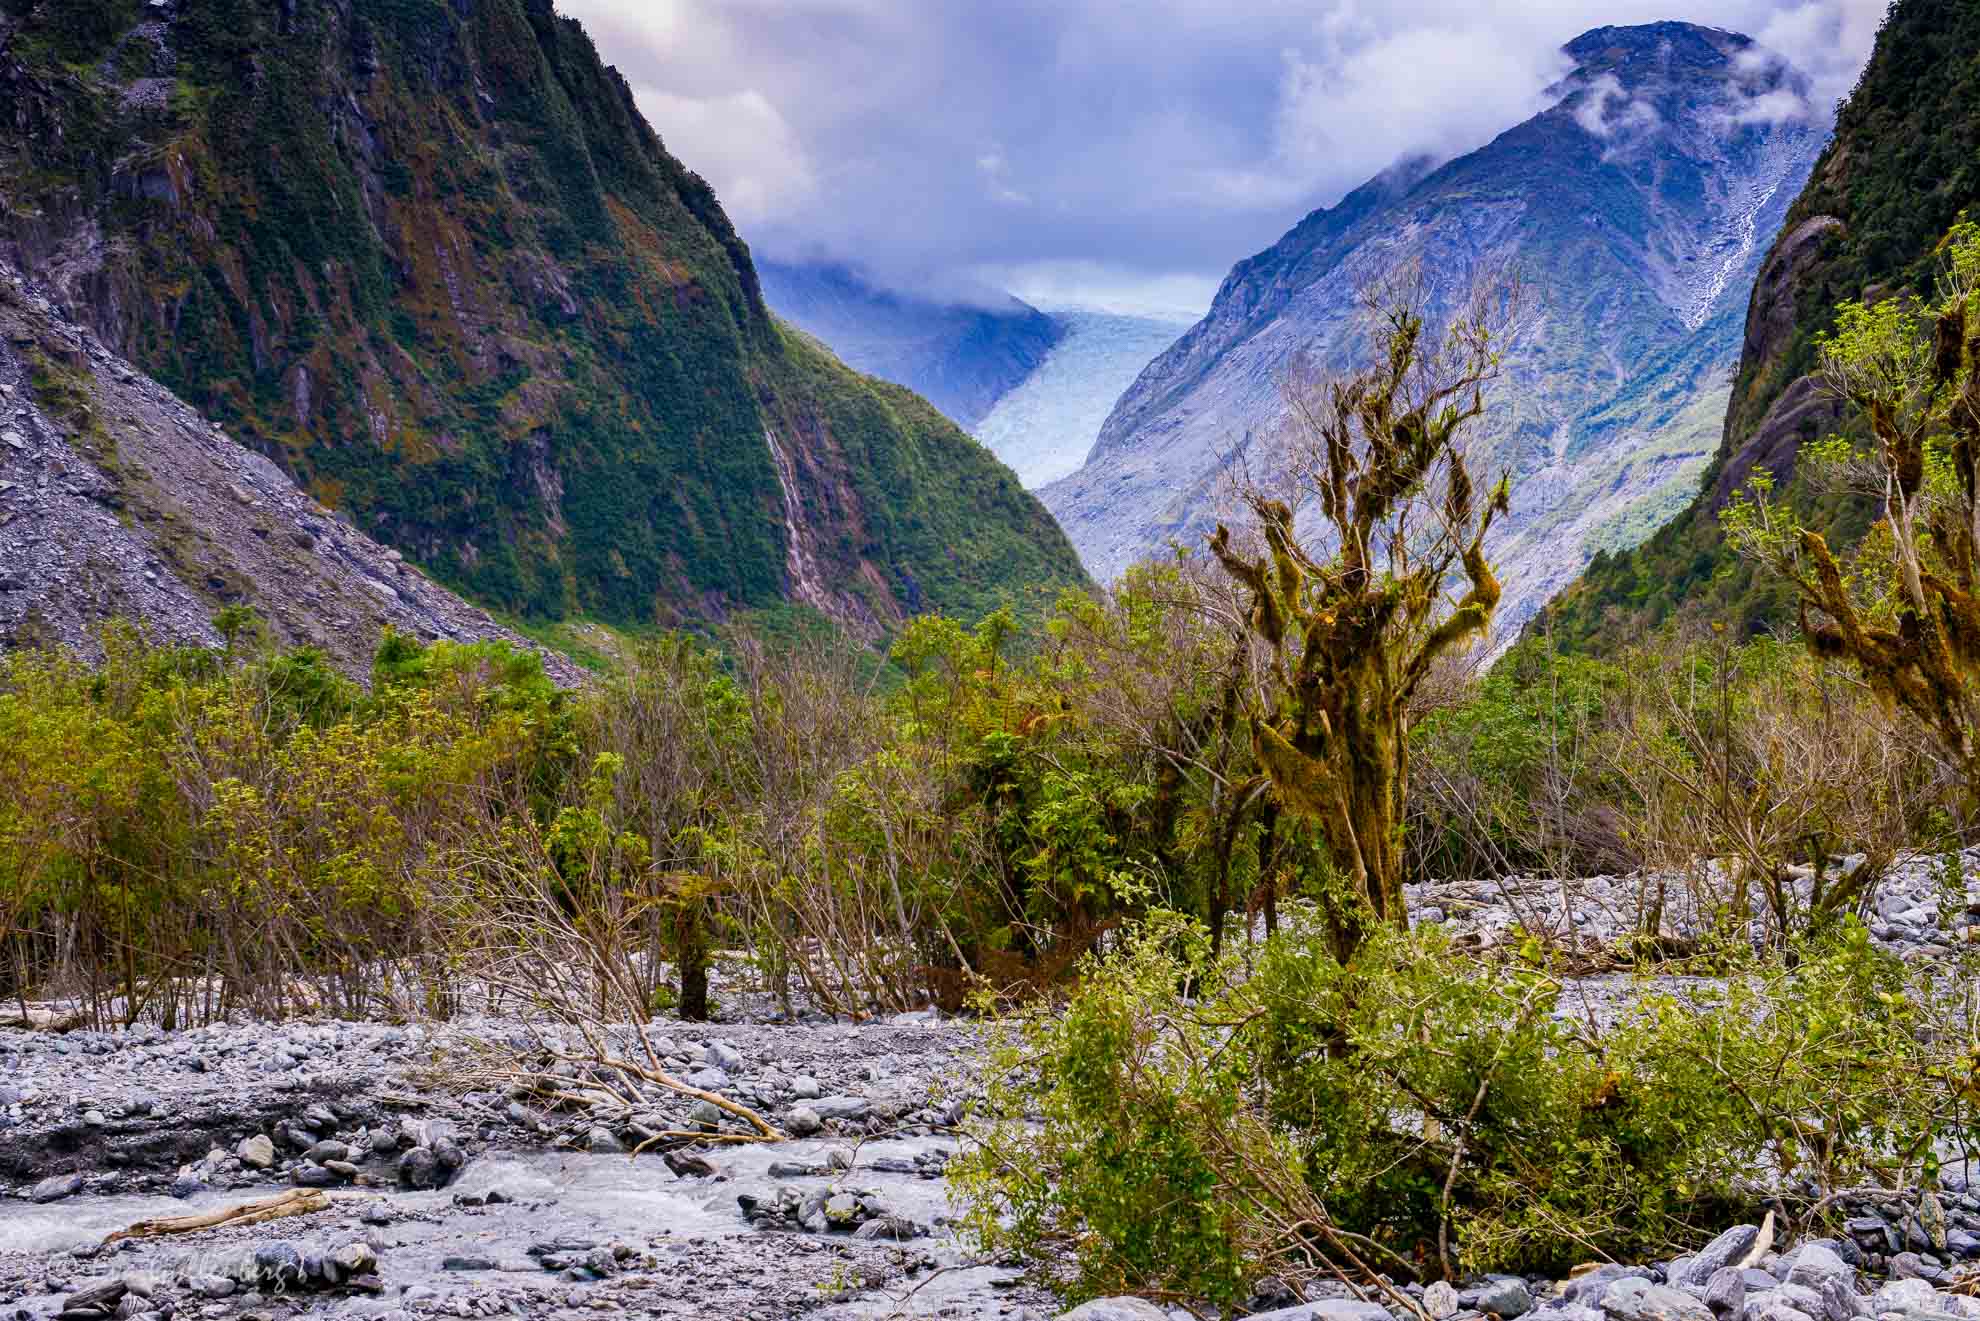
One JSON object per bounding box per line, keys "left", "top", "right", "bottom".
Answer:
{"left": 6, "top": 3, "right": 1980, "bottom": 1321}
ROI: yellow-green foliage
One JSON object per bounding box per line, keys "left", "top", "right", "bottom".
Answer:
{"left": 0, "top": 558, "right": 1308, "bottom": 1021}
{"left": 0, "top": 625, "right": 572, "bottom": 1021}
{"left": 6, "top": 565, "right": 1969, "bottom": 1026}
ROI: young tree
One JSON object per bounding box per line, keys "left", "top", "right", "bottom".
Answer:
{"left": 1724, "top": 219, "right": 1980, "bottom": 779}
{"left": 1211, "top": 281, "right": 1514, "bottom": 958}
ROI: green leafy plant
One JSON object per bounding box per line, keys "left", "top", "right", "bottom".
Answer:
{"left": 955, "top": 914, "right": 1980, "bottom": 1311}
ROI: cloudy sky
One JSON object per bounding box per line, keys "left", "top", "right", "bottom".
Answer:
{"left": 559, "top": 0, "right": 1883, "bottom": 315}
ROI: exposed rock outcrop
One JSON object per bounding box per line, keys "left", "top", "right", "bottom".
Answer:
{"left": 1544, "top": 1, "right": 1980, "bottom": 645}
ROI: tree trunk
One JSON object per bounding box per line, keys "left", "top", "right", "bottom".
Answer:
{"left": 1258, "top": 803, "right": 1280, "bottom": 938}
{"left": 1304, "top": 687, "right": 1407, "bottom": 959}
{"left": 677, "top": 905, "right": 710, "bottom": 1021}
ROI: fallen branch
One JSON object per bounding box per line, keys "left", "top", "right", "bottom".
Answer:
{"left": 103, "top": 1189, "right": 334, "bottom": 1244}
{"left": 0, "top": 1006, "right": 87, "bottom": 1033}
{"left": 545, "top": 1050, "right": 782, "bottom": 1142}
{"left": 1736, "top": 1210, "right": 1776, "bottom": 1270}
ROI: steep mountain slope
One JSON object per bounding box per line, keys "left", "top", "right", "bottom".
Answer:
{"left": 757, "top": 261, "right": 1064, "bottom": 429}
{"left": 1044, "top": 23, "right": 1825, "bottom": 629}
{"left": 1545, "top": 0, "right": 1980, "bottom": 648}
{"left": 0, "top": 261, "right": 580, "bottom": 680}
{"left": 0, "top": 0, "right": 1084, "bottom": 638}
{"left": 975, "top": 307, "right": 1193, "bottom": 489}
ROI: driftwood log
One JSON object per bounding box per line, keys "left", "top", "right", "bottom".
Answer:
{"left": 103, "top": 1188, "right": 334, "bottom": 1244}
{"left": 0, "top": 1006, "right": 87, "bottom": 1032}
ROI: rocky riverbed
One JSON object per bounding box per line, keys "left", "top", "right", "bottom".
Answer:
{"left": 0, "top": 1013, "right": 1055, "bottom": 1321}
{"left": 1403, "top": 848, "right": 1980, "bottom": 961}
{"left": 5, "top": 853, "right": 1979, "bottom": 1321}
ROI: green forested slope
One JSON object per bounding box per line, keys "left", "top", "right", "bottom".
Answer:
{"left": 0, "top": 0, "right": 1084, "bottom": 632}
{"left": 1544, "top": 0, "right": 1980, "bottom": 648}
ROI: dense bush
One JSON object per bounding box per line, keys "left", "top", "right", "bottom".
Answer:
{"left": 0, "top": 566, "right": 1289, "bottom": 1024}
{"left": 0, "top": 625, "right": 573, "bottom": 1024}
{"left": 4, "top": 569, "right": 1971, "bottom": 1027}
{"left": 1409, "top": 629, "right": 1966, "bottom": 945}
{"left": 954, "top": 914, "right": 1980, "bottom": 1309}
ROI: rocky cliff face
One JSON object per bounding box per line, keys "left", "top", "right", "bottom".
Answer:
{"left": 1044, "top": 22, "right": 1825, "bottom": 631}
{"left": 1546, "top": 0, "right": 1980, "bottom": 647}
{"left": 0, "top": 0, "right": 1084, "bottom": 638}
{"left": 0, "top": 261, "right": 579, "bottom": 680}
{"left": 757, "top": 262, "right": 1064, "bottom": 430}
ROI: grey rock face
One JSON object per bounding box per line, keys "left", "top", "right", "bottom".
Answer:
{"left": 397, "top": 1145, "right": 439, "bottom": 1189}
{"left": 236, "top": 1134, "right": 275, "bottom": 1169}
{"left": 1425, "top": 1282, "right": 1462, "bottom": 1319}
{"left": 1248, "top": 1302, "right": 1397, "bottom": 1321}
{"left": 850, "top": 1215, "right": 919, "bottom": 1241}
{"left": 1787, "top": 1244, "right": 1853, "bottom": 1291}
{"left": 0, "top": 266, "right": 581, "bottom": 682}
{"left": 302, "top": 1139, "right": 349, "bottom": 1164}
{"left": 1874, "top": 1280, "right": 1942, "bottom": 1314}
{"left": 1473, "top": 1278, "right": 1536, "bottom": 1318}
{"left": 1568, "top": 1267, "right": 1656, "bottom": 1303}
{"left": 29, "top": 1171, "right": 83, "bottom": 1202}
{"left": 1703, "top": 1267, "right": 1745, "bottom": 1318}
{"left": 809, "top": 1095, "right": 872, "bottom": 1122}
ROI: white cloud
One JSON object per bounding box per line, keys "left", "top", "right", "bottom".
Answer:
{"left": 976, "top": 150, "right": 1029, "bottom": 206}
{"left": 1730, "top": 84, "right": 1814, "bottom": 124}
{"left": 1259, "top": 24, "right": 1573, "bottom": 201}
{"left": 1749, "top": 0, "right": 1888, "bottom": 113}
{"left": 1572, "top": 72, "right": 1624, "bottom": 137}
{"left": 560, "top": 0, "right": 1883, "bottom": 300}
{"left": 1564, "top": 71, "right": 1665, "bottom": 147}
{"left": 628, "top": 85, "right": 817, "bottom": 227}
{"left": 995, "top": 260, "right": 1219, "bottom": 320}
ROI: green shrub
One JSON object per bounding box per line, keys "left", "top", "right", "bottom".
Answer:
{"left": 954, "top": 913, "right": 1978, "bottom": 1309}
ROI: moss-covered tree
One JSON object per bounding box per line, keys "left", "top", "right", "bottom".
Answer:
{"left": 1725, "top": 220, "right": 1980, "bottom": 779}
{"left": 1210, "top": 284, "right": 1512, "bottom": 958}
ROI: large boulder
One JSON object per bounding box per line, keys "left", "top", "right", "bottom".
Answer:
{"left": 1873, "top": 1281, "right": 1942, "bottom": 1314}
{"left": 809, "top": 1096, "right": 872, "bottom": 1122}
{"left": 1472, "top": 1279, "right": 1536, "bottom": 1319}
{"left": 1248, "top": 1303, "right": 1397, "bottom": 1321}
{"left": 1786, "top": 1243, "right": 1853, "bottom": 1293}
{"left": 1058, "top": 1301, "right": 1171, "bottom": 1321}
{"left": 1682, "top": 1226, "right": 1762, "bottom": 1285}
{"left": 1600, "top": 1278, "right": 1714, "bottom": 1321}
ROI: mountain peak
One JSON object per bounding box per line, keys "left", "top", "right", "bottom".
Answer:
{"left": 1047, "top": 13, "right": 1827, "bottom": 627}
{"left": 1563, "top": 21, "right": 1753, "bottom": 72}
{"left": 1546, "top": 21, "right": 1812, "bottom": 147}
